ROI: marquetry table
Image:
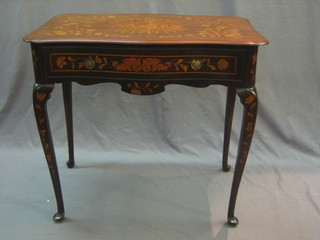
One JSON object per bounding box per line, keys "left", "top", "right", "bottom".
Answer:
{"left": 24, "top": 14, "right": 268, "bottom": 226}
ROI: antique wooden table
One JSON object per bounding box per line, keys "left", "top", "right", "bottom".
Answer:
{"left": 24, "top": 14, "right": 268, "bottom": 226}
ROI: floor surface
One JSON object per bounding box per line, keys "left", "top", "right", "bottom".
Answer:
{"left": 1, "top": 148, "right": 319, "bottom": 240}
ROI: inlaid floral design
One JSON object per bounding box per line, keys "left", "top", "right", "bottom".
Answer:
{"left": 112, "top": 58, "right": 171, "bottom": 72}
{"left": 126, "top": 82, "right": 161, "bottom": 95}
{"left": 250, "top": 53, "right": 258, "bottom": 84}
{"left": 32, "top": 14, "right": 249, "bottom": 42}
{"left": 33, "top": 85, "right": 56, "bottom": 175}
{"left": 36, "top": 92, "right": 47, "bottom": 101}
{"left": 50, "top": 54, "right": 236, "bottom": 75}
{"left": 56, "top": 57, "right": 67, "bottom": 68}
{"left": 218, "top": 58, "right": 229, "bottom": 70}
{"left": 237, "top": 88, "right": 258, "bottom": 164}
{"left": 113, "top": 17, "right": 184, "bottom": 35}
{"left": 198, "top": 26, "right": 241, "bottom": 39}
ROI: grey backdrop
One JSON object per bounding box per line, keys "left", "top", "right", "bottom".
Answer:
{"left": 1, "top": 0, "right": 320, "bottom": 240}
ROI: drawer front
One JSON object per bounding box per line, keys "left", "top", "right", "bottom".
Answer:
{"left": 38, "top": 44, "right": 255, "bottom": 89}
{"left": 49, "top": 53, "right": 238, "bottom": 76}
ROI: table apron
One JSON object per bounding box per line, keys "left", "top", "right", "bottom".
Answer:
{"left": 32, "top": 44, "right": 258, "bottom": 88}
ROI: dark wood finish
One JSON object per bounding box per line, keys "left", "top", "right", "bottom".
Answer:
{"left": 62, "top": 82, "right": 74, "bottom": 168}
{"left": 24, "top": 14, "right": 268, "bottom": 226}
{"left": 33, "top": 83, "right": 65, "bottom": 222}
{"left": 223, "top": 87, "right": 236, "bottom": 172}
{"left": 228, "top": 87, "right": 258, "bottom": 226}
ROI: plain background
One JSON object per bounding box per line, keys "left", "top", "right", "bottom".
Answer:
{"left": 0, "top": 0, "right": 319, "bottom": 239}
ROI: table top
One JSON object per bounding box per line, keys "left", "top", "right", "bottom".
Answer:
{"left": 24, "top": 14, "right": 269, "bottom": 46}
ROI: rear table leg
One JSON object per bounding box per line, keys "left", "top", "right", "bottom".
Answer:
{"left": 222, "top": 87, "right": 236, "bottom": 172}
{"left": 62, "top": 82, "right": 75, "bottom": 168}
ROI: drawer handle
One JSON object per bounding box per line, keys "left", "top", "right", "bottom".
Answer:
{"left": 84, "top": 58, "right": 95, "bottom": 69}
{"left": 190, "top": 59, "right": 202, "bottom": 70}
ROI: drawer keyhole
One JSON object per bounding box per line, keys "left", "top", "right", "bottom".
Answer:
{"left": 191, "top": 59, "right": 202, "bottom": 70}
{"left": 84, "top": 58, "right": 95, "bottom": 69}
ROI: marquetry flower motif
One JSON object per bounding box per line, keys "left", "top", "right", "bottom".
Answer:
{"left": 113, "top": 17, "right": 184, "bottom": 35}
{"left": 223, "top": 29, "right": 242, "bottom": 38}
{"left": 197, "top": 19, "right": 242, "bottom": 39}
{"left": 40, "top": 15, "right": 248, "bottom": 41}
{"left": 127, "top": 82, "right": 160, "bottom": 95}
{"left": 217, "top": 58, "right": 229, "bottom": 70}
{"left": 36, "top": 92, "right": 47, "bottom": 101}
{"left": 112, "top": 58, "right": 171, "bottom": 73}
{"left": 245, "top": 122, "right": 254, "bottom": 132}
{"left": 56, "top": 57, "right": 67, "bottom": 68}
{"left": 250, "top": 53, "right": 258, "bottom": 83}
{"left": 245, "top": 95, "right": 255, "bottom": 105}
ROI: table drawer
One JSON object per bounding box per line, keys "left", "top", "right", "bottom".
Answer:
{"left": 38, "top": 44, "right": 255, "bottom": 87}
{"left": 49, "top": 52, "right": 238, "bottom": 75}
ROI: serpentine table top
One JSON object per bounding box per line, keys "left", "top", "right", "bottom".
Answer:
{"left": 24, "top": 14, "right": 268, "bottom": 45}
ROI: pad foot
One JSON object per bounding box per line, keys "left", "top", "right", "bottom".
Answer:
{"left": 228, "top": 216, "right": 239, "bottom": 226}
{"left": 223, "top": 165, "right": 231, "bottom": 172}
{"left": 53, "top": 212, "right": 65, "bottom": 222}
{"left": 66, "top": 160, "right": 74, "bottom": 168}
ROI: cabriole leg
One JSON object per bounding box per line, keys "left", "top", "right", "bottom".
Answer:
{"left": 33, "top": 83, "right": 65, "bottom": 222}
{"left": 227, "top": 87, "right": 258, "bottom": 226}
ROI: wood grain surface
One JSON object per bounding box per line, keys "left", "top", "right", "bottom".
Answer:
{"left": 24, "top": 14, "right": 269, "bottom": 46}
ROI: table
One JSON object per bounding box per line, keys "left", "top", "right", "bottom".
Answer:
{"left": 24, "top": 14, "right": 268, "bottom": 226}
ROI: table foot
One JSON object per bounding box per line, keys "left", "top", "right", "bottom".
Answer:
{"left": 53, "top": 212, "right": 65, "bottom": 222}
{"left": 66, "top": 160, "right": 74, "bottom": 168}
{"left": 223, "top": 165, "right": 231, "bottom": 172}
{"left": 227, "top": 216, "right": 239, "bottom": 226}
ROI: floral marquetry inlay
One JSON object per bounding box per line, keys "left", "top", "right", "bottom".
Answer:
{"left": 112, "top": 17, "right": 184, "bottom": 35}
{"left": 50, "top": 53, "right": 237, "bottom": 75}
{"left": 24, "top": 14, "right": 269, "bottom": 46}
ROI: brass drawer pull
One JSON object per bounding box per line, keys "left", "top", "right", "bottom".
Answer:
{"left": 84, "top": 58, "right": 95, "bottom": 69}
{"left": 190, "top": 59, "right": 202, "bottom": 70}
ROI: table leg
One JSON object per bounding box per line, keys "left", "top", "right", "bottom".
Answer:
{"left": 62, "top": 82, "right": 75, "bottom": 168}
{"left": 33, "top": 83, "right": 65, "bottom": 222}
{"left": 227, "top": 87, "right": 258, "bottom": 226}
{"left": 222, "top": 87, "right": 236, "bottom": 172}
